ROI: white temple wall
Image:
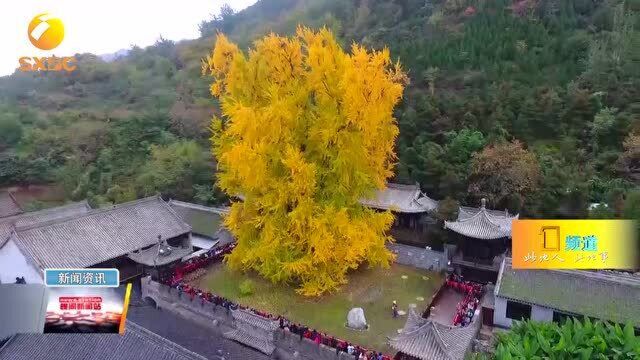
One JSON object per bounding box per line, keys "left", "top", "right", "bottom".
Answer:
{"left": 531, "top": 304, "right": 554, "bottom": 322}
{"left": 493, "top": 296, "right": 512, "bottom": 328}
{"left": 494, "top": 296, "right": 554, "bottom": 328}
{"left": 0, "top": 239, "right": 43, "bottom": 284}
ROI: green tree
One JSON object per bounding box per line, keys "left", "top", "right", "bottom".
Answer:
{"left": 136, "top": 140, "right": 210, "bottom": 200}
{"left": 591, "top": 107, "right": 618, "bottom": 154}
{"left": 584, "top": 3, "right": 639, "bottom": 92}
{"left": 0, "top": 115, "right": 23, "bottom": 149}
{"left": 444, "top": 128, "right": 486, "bottom": 166}
{"left": 422, "top": 67, "right": 440, "bottom": 97}
{"left": 193, "top": 183, "right": 228, "bottom": 206}
{"left": 623, "top": 190, "right": 640, "bottom": 222}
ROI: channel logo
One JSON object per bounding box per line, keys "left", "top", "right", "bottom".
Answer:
{"left": 28, "top": 13, "right": 65, "bottom": 50}
{"left": 19, "top": 13, "right": 77, "bottom": 72}
{"left": 512, "top": 219, "right": 639, "bottom": 269}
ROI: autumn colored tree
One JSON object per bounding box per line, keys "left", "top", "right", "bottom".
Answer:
{"left": 202, "top": 27, "right": 407, "bottom": 296}
{"left": 618, "top": 133, "right": 640, "bottom": 181}
{"left": 468, "top": 140, "right": 541, "bottom": 211}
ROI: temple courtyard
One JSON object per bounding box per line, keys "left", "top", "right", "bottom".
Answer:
{"left": 194, "top": 263, "right": 444, "bottom": 354}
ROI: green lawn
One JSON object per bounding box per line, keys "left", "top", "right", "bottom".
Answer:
{"left": 196, "top": 263, "right": 444, "bottom": 353}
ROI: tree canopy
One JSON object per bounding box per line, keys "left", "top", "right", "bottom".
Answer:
{"left": 202, "top": 28, "right": 406, "bottom": 296}
{"left": 468, "top": 140, "right": 541, "bottom": 211}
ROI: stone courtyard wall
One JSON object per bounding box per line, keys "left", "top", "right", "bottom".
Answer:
{"left": 141, "top": 277, "right": 365, "bottom": 360}
{"left": 275, "top": 331, "right": 360, "bottom": 360}
{"left": 140, "top": 241, "right": 452, "bottom": 358}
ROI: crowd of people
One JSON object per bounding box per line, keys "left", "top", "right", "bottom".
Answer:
{"left": 161, "top": 243, "right": 393, "bottom": 360}
{"left": 163, "top": 243, "right": 237, "bottom": 286}
{"left": 282, "top": 318, "right": 391, "bottom": 360}
{"left": 446, "top": 274, "right": 482, "bottom": 327}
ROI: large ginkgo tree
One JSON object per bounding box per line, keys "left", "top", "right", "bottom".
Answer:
{"left": 202, "top": 27, "right": 407, "bottom": 296}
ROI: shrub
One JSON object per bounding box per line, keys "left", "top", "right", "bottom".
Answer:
{"left": 495, "top": 318, "right": 640, "bottom": 359}
{"left": 239, "top": 279, "right": 254, "bottom": 296}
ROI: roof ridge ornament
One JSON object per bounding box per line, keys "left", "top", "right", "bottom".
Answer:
{"left": 480, "top": 198, "right": 486, "bottom": 209}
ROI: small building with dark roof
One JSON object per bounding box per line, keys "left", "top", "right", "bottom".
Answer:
{"left": 361, "top": 183, "right": 439, "bottom": 248}
{"left": 0, "top": 321, "right": 209, "bottom": 360}
{"left": 168, "top": 199, "right": 233, "bottom": 250}
{"left": 0, "top": 191, "right": 22, "bottom": 219}
{"left": 444, "top": 199, "right": 518, "bottom": 281}
{"left": 493, "top": 257, "right": 640, "bottom": 329}
{"left": 0, "top": 195, "right": 192, "bottom": 284}
{"left": 389, "top": 305, "right": 481, "bottom": 360}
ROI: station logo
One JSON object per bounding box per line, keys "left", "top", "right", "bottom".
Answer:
{"left": 511, "top": 219, "right": 639, "bottom": 270}
{"left": 19, "top": 13, "right": 77, "bottom": 72}
{"left": 28, "top": 13, "right": 65, "bottom": 50}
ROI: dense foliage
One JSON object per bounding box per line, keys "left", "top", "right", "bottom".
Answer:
{"left": 494, "top": 318, "right": 640, "bottom": 359}
{"left": 0, "top": 0, "right": 638, "bottom": 220}
{"left": 203, "top": 29, "right": 405, "bottom": 296}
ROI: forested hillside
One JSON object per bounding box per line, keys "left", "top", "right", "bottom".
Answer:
{"left": 0, "top": 0, "right": 638, "bottom": 220}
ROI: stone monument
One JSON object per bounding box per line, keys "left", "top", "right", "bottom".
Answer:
{"left": 346, "top": 307, "right": 368, "bottom": 330}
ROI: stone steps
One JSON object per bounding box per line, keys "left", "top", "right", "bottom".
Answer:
{"left": 223, "top": 329, "right": 276, "bottom": 355}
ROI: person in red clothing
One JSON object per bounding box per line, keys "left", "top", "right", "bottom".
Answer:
{"left": 314, "top": 332, "right": 321, "bottom": 346}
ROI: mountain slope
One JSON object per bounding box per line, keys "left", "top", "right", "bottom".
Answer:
{"left": 0, "top": 0, "right": 638, "bottom": 219}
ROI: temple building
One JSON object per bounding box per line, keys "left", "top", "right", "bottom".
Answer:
{"left": 444, "top": 199, "right": 518, "bottom": 282}
{"left": 0, "top": 195, "right": 192, "bottom": 284}
{"left": 493, "top": 257, "right": 640, "bottom": 329}
{"left": 389, "top": 305, "right": 480, "bottom": 360}
{"left": 361, "top": 183, "right": 439, "bottom": 247}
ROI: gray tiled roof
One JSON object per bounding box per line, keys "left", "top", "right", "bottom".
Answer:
{"left": 495, "top": 258, "right": 640, "bottom": 327}
{"left": 0, "top": 192, "right": 22, "bottom": 218}
{"left": 0, "top": 321, "right": 208, "bottom": 360}
{"left": 444, "top": 202, "right": 518, "bottom": 240}
{"left": 457, "top": 206, "right": 514, "bottom": 222}
{"left": 360, "top": 183, "right": 438, "bottom": 213}
{"left": 0, "top": 201, "right": 91, "bottom": 246}
{"left": 388, "top": 307, "right": 479, "bottom": 360}
{"left": 11, "top": 196, "right": 191, "bottom": 269}
{"left": 128, "top": 243, "right": 194, "bottom": 266}
{"left": 169, "top": 200, "right": 228, "bottom": 238}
